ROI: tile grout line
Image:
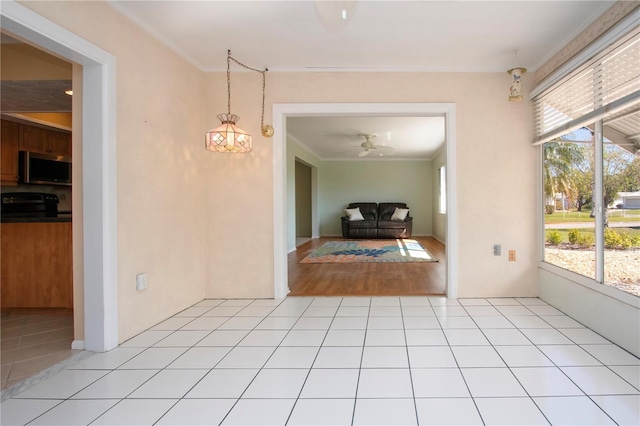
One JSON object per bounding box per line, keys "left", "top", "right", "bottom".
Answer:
{"left": 6, "top": 297, "right": 638, "bottom": 425}
{"left": 190, "top": 298, "right": 288, "bottom": 425}
{"left": 401, "top": 297, "right": 427, "bottom": 426}
{"left": 467, "top": 298, "right": 630, "bottom": 425}
{"left": 462, "top": 299, "right": 553, "bottom": 426}
{"left": 351, "top": 298, "right": 372, "bottom": 426}
{"left": 217, "top": 297, "right": 314, "bottom": 425}
{"left": 150, "top": 298, "right": 235, "bottom": 426}
{"left": 284, "top": 297, "right": 344, "bottom": 425}
{"left": 439, "top": 298, "right": 486, "bottom": 426}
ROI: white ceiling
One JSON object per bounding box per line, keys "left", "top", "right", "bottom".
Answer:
{"left": 8, "top": 1, "right": 616, "bottom": 160}
{"left": 109, "top": 0, "right": 613, "bottom": 72}
{"left": 109, "top": 1, "right": 614, "bottom": 161}
{"left": 288, "top": 116, "right": 445, "bottom": 160}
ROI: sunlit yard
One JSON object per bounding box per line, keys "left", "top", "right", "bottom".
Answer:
{"left": 544, "top": 209, "right": 640, "bottom": 224}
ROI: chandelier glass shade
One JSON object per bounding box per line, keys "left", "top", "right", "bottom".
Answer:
{"left": 205, "top": 114, "right": 252, "bottom": 153}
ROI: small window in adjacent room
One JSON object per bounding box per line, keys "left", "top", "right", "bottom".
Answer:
{"left": 439, "top": 166, "right": 447, "bottom": 214}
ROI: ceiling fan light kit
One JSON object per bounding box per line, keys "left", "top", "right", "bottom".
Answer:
{"left": 314, "top": 0, "right": 357, "bottom": 32}
{"left": 351, "top": 133, "right": 395, "bottom": 157}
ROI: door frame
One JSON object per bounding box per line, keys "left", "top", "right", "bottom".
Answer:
{"left": 272, "top": 103, "right": 458, "bottom": 299}
{"left": 2, "top": 1, "right": 118, "bottom": 351}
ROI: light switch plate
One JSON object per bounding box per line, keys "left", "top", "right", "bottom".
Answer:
{"left": 136, "top": 273, "right": 148, "bottom": 291}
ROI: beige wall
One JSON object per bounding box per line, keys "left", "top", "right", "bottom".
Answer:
{"left": 22, "top": 2, "right": 539, "bottom": 331}
{"left": 22, "top": 1, "right": 207, "bottom": 342}
{"left": 205, "top": 71, "right": 537, "bottom": 298}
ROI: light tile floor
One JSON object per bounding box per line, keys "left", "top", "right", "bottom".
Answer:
{"left": 1, "top": 297, "right": 639, "bottom": 425}
{"left": 1, "top": 309, "right": 79, "bottom": 390}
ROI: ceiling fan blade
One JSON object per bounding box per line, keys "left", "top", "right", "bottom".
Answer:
{"left": 358, "top": 150, "right": 370, "bottom": 157}
{"left": 337, "top": 148, "right": 361, "bottom": 154}
{"left": 375, "top": 145, "right": 394, "bottom": 151}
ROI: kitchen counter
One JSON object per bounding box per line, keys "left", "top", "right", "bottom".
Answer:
{"left": 1, "top": 220, "right": 73, "bottom": 308}
{"left": 1, "top": 214, "right": 72, "bottom": 223}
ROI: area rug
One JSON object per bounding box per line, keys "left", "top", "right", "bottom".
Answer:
{"left": 300, "top": 239, "right": 438, "bottom": 263}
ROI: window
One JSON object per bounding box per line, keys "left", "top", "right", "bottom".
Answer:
{"left": 439, "top": 166, "right": 447, "bottom": 214}
{"left": 536, "top": 25, "right": 639, "bottom": 297}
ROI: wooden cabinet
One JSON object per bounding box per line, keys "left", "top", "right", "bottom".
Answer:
{"left": 1, "top": 119, "right": 71, "bottom": 185}
{"left": 1, "top": 222, "right": 73, "bottom": 308}
{"left": 19, "top": 124, "right": 71, "bottom": 157}
{"left": 1, "top": 120, "right": 20, "bottom": 185}
{"left": 48, "top": 130, "right": 72, "bottom": 157}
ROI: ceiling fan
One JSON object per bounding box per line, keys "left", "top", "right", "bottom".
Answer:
{"left": 342, "top": 133, "right": 395, "bottom": 157}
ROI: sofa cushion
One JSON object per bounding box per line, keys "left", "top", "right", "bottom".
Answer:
{"left": 349, "top": 220, "right": 378, "bottom": 229}
{"left": 345, "top": 207, "right": 365, "bottom": 221}
{"left": 391, "top": 207, "right": 410, "bottom": 221}
{"left": 348, "top": 202, "right": 377, "bottom": 221}
{"left": 377, "top": 220, "right": 409, "bottom": 229}
{"left": 378, "top": 203, "right": 408, "bottom": 221}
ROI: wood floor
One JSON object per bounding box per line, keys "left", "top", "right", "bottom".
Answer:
{"left": 288, "top": 236, "right": 446, "bottom": 296}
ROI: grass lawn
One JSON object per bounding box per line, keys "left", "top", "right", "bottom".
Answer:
{"left": 544, "top": 209, "right": 640, "bottom": 224}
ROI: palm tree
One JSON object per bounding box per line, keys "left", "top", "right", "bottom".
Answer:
{"left": 543, "top": 141, "right": 585, "bottom": 210}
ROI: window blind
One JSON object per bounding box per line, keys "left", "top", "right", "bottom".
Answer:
{"left": 533, "top": 26, "right": 640, "bottom": 145}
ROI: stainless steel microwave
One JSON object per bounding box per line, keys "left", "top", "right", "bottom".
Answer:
{"left": 19, "top": 151, "right": 72, "bottom": 186}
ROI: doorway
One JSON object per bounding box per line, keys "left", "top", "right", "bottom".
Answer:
{"left": 294, "top": 159, "right": 313, "bottom": 247}
{"left": 2, "top": 2, "right": 118, "bottom": 352}
{"left": 272, "top": 103, "right": 458, "bottom": 299}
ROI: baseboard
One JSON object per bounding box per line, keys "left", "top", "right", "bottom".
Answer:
{"left": 321, "top": 234, "right": 343, "bottom": 237}
{"left": 433, "top": 235, "right": 446, "bottom": 244}
{"left": 412, "top": 234, "right": 432, "bottom": 237}
{"left": 71, "top": 340, "right": 85, "bottom": 350}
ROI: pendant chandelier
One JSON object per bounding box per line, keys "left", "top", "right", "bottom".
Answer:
{"left": 205, "top": 50, "right": 273, "bottom": 153}
{"left": 507, "top": 51, "right": 526, "bottom": 102}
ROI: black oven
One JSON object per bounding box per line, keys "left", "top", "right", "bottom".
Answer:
{"left": 1, "top": 192, "right": 60, "bottom": 218}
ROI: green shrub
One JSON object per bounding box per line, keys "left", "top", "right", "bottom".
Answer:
{"left": 619, "top": 233, "right": 632, "bottom": 249}
{"left": 568, "top": 229, "right": 580, "bottom": 244}
{"left": 545, "top": 205, "right": 555, "bottom": 215}
{"left": 546, "top": 230, "right": 562, "bottom": 245}
{"left": 604, "top": 228, "right": 621, "bottom": 249}
{"left": 577, "top": 233, "right": 594, "bottom": 248}
{"left": 631, "top": 235, "right": 640, "bottom": 247}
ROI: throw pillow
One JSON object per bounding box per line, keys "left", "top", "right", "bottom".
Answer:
{"left": 391, "top": 207, "right": 409, "bottom": 221}
{"left": 345, "top": 207, "right": 365, "bottom": 221}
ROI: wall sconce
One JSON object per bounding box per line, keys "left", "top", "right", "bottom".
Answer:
{"left": 205, "top": 50, "right": 273, "bottom": 153}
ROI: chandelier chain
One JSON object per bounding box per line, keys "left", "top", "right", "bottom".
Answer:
{"left": 227, "top": 50, "right": 268, "bottom": 129}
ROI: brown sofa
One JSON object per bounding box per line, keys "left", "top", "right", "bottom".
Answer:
{"left": 341, "top": 202, "right": 413, "bottom": 239}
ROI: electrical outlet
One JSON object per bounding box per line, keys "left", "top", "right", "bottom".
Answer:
{"left": 136, "top": 273, "right": 148, "bottom": 291}
{"left": 508, "top": 250, "right": 516, "bottom": 261}
{"left": 494, "top": 244, "right": 501, "bottom": 256}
